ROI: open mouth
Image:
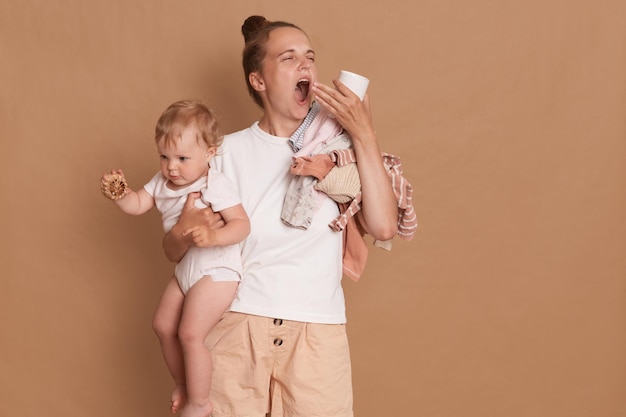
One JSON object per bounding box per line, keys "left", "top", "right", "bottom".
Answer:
{"left": 295, "top": 79, "right": 310, "bottom": 104}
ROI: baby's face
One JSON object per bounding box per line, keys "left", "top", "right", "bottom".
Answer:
{"left": 157, "top": 126, "right": 213, "bottom": 188}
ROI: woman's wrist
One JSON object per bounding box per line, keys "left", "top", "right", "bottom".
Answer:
{"left": 163, "top": 223, "right": 190, "bottom": 262}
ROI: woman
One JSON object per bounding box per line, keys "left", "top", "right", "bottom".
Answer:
{"left": 163, "top": 15, "right": 398, "bottom": 417}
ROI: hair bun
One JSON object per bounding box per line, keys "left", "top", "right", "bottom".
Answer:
{"left": 242, "top": 15, "right": 269, "bottom": 43}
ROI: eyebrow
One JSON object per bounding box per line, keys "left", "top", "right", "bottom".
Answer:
{"left": 277, "top": 48, "right": 315, "bottom": 57}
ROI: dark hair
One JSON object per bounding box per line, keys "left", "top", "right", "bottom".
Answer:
{"left": 241, "top": 15, "right": 304, "bottom": 108}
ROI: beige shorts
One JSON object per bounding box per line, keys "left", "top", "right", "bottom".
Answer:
{"left": 205, "top": 312, "right": 354, "bottom": 417}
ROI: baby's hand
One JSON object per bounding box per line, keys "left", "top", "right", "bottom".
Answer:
{"left": 182, "top": 225, "right": 217, "bottom": 248}
{"left": 101, "top": 168, "right": 125, "bottom": 181}
{"left": 101, "top": 169, "right": 130, "bottom": 200}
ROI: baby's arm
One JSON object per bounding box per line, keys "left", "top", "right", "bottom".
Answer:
{"left": 183, "top": 203, "right": 250, "bottom": 248}
{"left": 101, "top": 169, "right": 155, "bottom": 215}
{"left": 115, "top": 187, "right": 154, "bottom": 215}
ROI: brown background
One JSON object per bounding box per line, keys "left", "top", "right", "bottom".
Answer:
{"left": 1, "top": 1, "right": 625, "bottom": 416}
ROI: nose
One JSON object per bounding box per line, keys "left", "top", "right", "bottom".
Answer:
{"left": 298, "top": 56, "right": 310, "bottom": 70}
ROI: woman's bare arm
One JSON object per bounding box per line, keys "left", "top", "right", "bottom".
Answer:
{"left": 313, "top": 80, "right": 398, "bottom": 240}
{"left": 182, "top": 203, "right": 250, "bottom": 248}
{"left": 162, "top": 192, "right": 225, "bottom": 262}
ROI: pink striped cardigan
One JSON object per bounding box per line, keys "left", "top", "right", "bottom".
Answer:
{"left": 327, "top": 149, "right": 417, "bottom": 280}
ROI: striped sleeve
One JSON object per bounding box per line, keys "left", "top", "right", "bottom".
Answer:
{"left": 328, "top": 150, "right": 417, "bottom": 241}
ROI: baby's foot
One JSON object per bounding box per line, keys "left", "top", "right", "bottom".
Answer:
{"left": 170, "top": 385, "right": 187, "bottom": 414}
{"left": 179, "top": 401, "right": 214, "bottom": 417}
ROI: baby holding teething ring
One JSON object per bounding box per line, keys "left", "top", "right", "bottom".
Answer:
{"left": 101, "top": 99, "right": 249, "bottom": 417}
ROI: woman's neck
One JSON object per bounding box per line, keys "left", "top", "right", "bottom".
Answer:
{"left": 258, "top": 113, "right": 303, "bottom": 138}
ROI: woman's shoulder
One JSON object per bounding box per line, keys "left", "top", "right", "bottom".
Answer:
{"left": 223, "top": 123, "right": 258, "bottom": 142}
{"left": 220, "top": 123, "right": 265, "bottom": 156}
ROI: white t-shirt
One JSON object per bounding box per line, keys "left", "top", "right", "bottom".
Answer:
{"left": 213, "top": 122, "right": 346, "bottom": 324}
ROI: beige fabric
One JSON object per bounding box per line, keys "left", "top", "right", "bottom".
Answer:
{"left": 205, "top": 312, "right": 354, "bottom": 417}
{"left": 314, "top": 162, "right": 362, "bottom": 203}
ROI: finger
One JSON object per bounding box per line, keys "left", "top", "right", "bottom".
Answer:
{"left": 362, "top": 94, "right": 371, "bottom": 109}
{"left": 201, "top": 207, "right": 217, "bottom": 222}
{"left": 332, "top": 78, "right": 357, "bottom": 100}
{"left": 182, "top": 226, "right": 197, "bottom": 236}
{"left": 183, "top": 192, "right": 201, "bottom": 209}
{"left": 312, "top": 82, "right": 336, "bottom": 103}
{"left": 317, "top": 80, "right": 353, "bottom": 103}
{"left": 192, "top": 234, "right": 209, "bottom": 246}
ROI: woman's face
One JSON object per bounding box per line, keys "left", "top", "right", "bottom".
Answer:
{"left": 254, "top": 26, "right": 318, "bottom": 124}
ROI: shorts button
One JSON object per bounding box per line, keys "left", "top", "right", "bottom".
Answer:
{"left": 273, "top": 338, "right": 283, "bottom": 346}
{"left": 273, "top": 318, "right": 283, "bottom": 326}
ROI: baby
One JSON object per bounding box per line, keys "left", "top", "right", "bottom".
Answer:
{"left": 101, "top": 99, "right": 249, "bottom": 417}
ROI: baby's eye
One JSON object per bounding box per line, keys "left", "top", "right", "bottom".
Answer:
{"left": 159, "top": 155, "right": 167, "bottom": 160}
{"left": 179, "top": 157, "right": 188, "bottom": 162}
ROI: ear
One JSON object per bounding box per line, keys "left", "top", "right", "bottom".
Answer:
{"left": 206, "top": 146, "right": 217, "bottom": 162}
{"left": 249, "top": 72, "right": 266, "bottom": 92}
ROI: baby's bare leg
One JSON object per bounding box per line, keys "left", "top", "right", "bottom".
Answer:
{"left": 152, "top": 277, "right": 187, "bottom": 413}
{"left": 178, "top": 277, "right": 238, "bottom": 417}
